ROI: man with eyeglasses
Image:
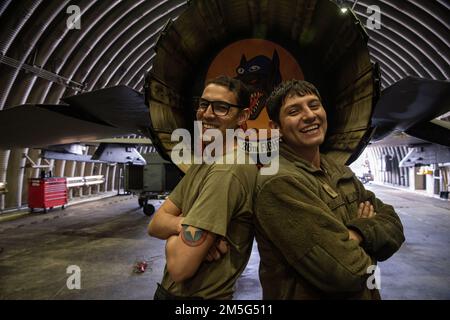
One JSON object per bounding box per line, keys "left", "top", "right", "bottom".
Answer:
{"left": 148, "top": 75, "right": 258, "bottom": 299}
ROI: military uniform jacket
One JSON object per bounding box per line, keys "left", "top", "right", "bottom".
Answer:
{"left": 254, "top": 143, "right": 405, "bottom": 299}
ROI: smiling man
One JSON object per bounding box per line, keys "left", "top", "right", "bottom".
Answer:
{"left": 254, "top": 79, "right": 405, "bottom": 299}
{"left": 148, "top": 75, "right": 259, "bottom": 299}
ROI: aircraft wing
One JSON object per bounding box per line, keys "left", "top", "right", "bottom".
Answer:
{"left": 0, "top": 85, "right": 150, "bottom": 149}
{"left": 61, "top": 85, "right": 150, "bottom": 132}
{"left": 371, "top": 77, "right": 450, "bottom": 147}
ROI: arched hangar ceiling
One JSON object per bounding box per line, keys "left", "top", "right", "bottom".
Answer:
{"left": 343, "top": 0, "right": 449, "bottom": 88}
{"left": 0, "top": 0, "right": 448, "bottom": 113}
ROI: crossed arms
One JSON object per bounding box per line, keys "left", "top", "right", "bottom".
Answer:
{"left": 346, "top": 178, "right": 405, "bottom": 261}
{"left": 148, "top": 199, "right": 226, "bottom": 283}
{"left": 255, "top": 175, "right": 404, "bottom": 293}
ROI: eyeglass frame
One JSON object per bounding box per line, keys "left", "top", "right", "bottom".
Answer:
{"left": 194, "top": 97, "right": 246, "bottom": 116}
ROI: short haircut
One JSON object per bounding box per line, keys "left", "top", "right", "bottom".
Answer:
{"left": 205, "top": 75, "right": 250, "bottom": 108}
{"left": 266, "top": 79, "right": 322, "bottom": 124}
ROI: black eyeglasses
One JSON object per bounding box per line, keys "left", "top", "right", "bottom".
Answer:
{"left": 195, "top": 97, "right": 243, "bottom": 116}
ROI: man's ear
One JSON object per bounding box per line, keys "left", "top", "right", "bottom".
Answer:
{"left": 237, "top": 108, "right": 251, "bottom": 126}
{"left": 269, "top": 120, "right": 279, "bottom": 130}
{"left": 269, "top": 120, "right": 282, "bottom": 138}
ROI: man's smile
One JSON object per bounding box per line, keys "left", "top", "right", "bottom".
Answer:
{"left": 202, "top": 123, "right": 219, "bottom": 130}
{"left": 299, "top": 124, "right": 320, "bottom": 135}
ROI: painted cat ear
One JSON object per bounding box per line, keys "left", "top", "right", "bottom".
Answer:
{"left": 240, "top": 54, "right": 247, "bottom": 65}
{"left": 272, "top": 50, "right": 280, "bottom": 68}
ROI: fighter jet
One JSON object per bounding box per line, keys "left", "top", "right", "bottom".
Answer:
{"left": 0, "top": 85, "right": 150, "bottom": 165}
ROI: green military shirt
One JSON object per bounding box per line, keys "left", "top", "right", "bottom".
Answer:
{"left": 160, "top": 159, "right": 258, "bottom": 299}
{"left": 254, "top": 142, "right": 405, "bottom": 299}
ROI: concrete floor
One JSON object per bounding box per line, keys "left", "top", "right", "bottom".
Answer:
{"left": 0, "top": 184, "right": 449, "bottom": 300}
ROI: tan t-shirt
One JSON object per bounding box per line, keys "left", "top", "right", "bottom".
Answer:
{"left": 160, "top": 162, "right": 258, "bottom": 299}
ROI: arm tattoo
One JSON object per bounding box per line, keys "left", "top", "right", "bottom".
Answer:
{"left": 181, "top": 224, "right": 208, "bottom": 247}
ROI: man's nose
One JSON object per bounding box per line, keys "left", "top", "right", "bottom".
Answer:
{"left": 203, "top": 104, "right": 215, "bottom": 118}
{"left": 302, "top": 107, "right": 316, "bottom": 122}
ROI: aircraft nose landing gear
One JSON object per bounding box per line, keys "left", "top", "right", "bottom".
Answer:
{"left": 138, "top": 193, "right": 167, "bottom": 216}
{"left": 143, "top": 203, "right": 155, "bottom": 216}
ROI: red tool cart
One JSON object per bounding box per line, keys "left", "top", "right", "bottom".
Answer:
{"left": 28, "top": 177, "right": 67, "bottom": 213}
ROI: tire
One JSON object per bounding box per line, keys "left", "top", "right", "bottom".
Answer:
{"left": 143, "top": 204, "right": 155, "bottom": 216}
